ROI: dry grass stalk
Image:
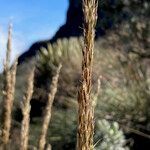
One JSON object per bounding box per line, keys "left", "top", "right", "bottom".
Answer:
{"left": 20, "top": 68, "right": 35, "bottom": 150}
{"left": 45, "top": 144, "right": 52, "bottom": 150}
{"left": 1, "top": 24, "right": 17, "bottom": 147}
{"left": 77, "top": 0, "right": 98, "bottom": 150}
{"left": 38, "top": 64, "right": 62, "bottom": 150}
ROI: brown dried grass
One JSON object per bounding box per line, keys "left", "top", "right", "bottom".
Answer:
{"left": 38, "top": 64, "right": 62, "bottom": 150}
{"left": 1, "top": 24, "right": 17, "bottom": 148}
{"left": 20, "top": 68, "right": 35, "bottom": 150}
{"left": 77, "top": 0, "right": 98, "bottom": 150}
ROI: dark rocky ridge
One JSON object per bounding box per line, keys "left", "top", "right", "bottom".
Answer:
{"left": 18, "top": 0, "right": 129, "bottom": 64}
{"left": 18, "top": 0, "right": 149, "bottom": 63}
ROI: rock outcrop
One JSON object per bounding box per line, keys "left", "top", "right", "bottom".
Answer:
{"left": 18, "top": 0, "right": 148, "bottom": 63}
{"left": 18, "top": 0, "right": 129, "bottom": 63}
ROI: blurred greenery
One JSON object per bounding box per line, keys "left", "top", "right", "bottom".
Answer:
{"left": 0, "top": 1, "right": 150, "bottom": 149}
{"left": 95, "top": 119, "right": 129, "bottom": 150}
{"left": 1, "top": 34, "right": 150, "bottom": 149}
{"left": 0, "top": 32, "right": 150, "bottom": 149}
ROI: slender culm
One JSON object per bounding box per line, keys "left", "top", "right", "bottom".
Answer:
{"left": 20, "top": 68, "right": 34, "bottom": 150}
{"left": 1, "top": 24, "right": 17, "bottom": 147}
{"left": 77, "top": 0, "right": 98, "bottom": 150}
{"left": 38, "top": 64, "right": 62, "bottom": 150}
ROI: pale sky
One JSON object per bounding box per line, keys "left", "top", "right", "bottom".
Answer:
{"left": 0, "top": 0, "right": 68, "bottom": 71}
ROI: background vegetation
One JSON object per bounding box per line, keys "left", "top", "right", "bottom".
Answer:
{"left": 0, "top": 0, "right": 150, "bottom": 149}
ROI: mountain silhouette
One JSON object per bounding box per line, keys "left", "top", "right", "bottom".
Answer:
{"left": 18, "top": 0, "right": 133, "bottom": 64}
